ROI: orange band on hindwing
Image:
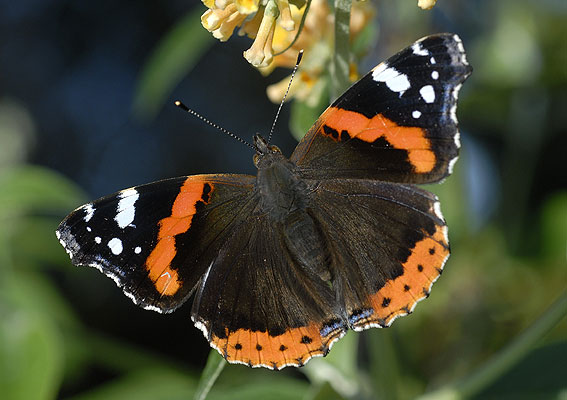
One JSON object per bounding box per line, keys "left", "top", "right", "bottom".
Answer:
{"left": 352, "top": 223, "right": 449, "bottom": 329}
{"left": 145, "top": 177, "right": 213, "bottom": 296}
{"left": 210, "top": 322, "right": 345, "bottom": 369}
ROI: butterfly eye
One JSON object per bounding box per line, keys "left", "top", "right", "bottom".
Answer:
{"left": 269, "top": 145, "right": 282, "bottom": 154}
{"left": 253, "top": 153, "right": 260, "bottom": 166}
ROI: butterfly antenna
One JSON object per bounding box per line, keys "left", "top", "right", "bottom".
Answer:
{"left": 174, "top": 101, "right": 255, "bottom": 150}
{"left": 267, "top": 50, "right": 304, "bottom": 145}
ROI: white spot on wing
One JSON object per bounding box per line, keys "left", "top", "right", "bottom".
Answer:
{"left": 450, "top": 104, "right": 458, "bottom": 124}
{"left": 95, "top": 236, "right": 102, "bottom": 244}
{"left": 55, "top": 230, "right": 74, "bottom": 259}
{"left": 115, "top": 188, "right": 139, "bottom": 229}
{"left": 58, "top": 237, "right": 68, "bottom": 252}
{"left": 420, "top": 85, "right": 435, "bottom": 103}
{"left": 193, "top": 319, "right": 209, "bottom": 339}
{"left": 431, "top": 71, "right": 439, "bottom": 80}
{"left": 450, "top": 83, "right": 464, "bottom": 124}
{"left": 134, "top": 246, "right": 141, "bottom": 254}
{"left": 448, "top": 156, "right": 459, "bottom": 174}
{"left": 141, "top": 304, "right": 165, "bottom": 313}
{"left": 433, "top": 200, "right": 444, "bottom": 221}
{"left": 453, "top": 34, "right": 468, "bottom": 65}
{"left": 452, "top": 83, "right": 463, "bottom": 100}
{"left": 372, "top": 63, "right": 411, "bottom": 96}
{"left": 430, "top": 56, "right": 436, "bottom": 65}
{"left": 412, "top": 42, "right": 429, "bottom": 56}
{"left": 83, "top": 204, "right": 95, "bottom": 222}
{"left": 412, "top": 110, "right": 422, "bottom": 119}
{"left": 108, "top": 238, "right": 123, "bottom": 255}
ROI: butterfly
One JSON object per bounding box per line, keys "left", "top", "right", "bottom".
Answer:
{"left": 56, "top": 33, "right": 472, "bottom": 370}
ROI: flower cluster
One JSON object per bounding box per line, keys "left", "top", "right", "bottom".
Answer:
{"left": 201, "top": 0, "right": 297, "bottom": 67}
{"left": 264, "top": 0, "right": 375, "bottom": 104}
{"left": 201, "top": 0, "right": 375, "bottom": 103}
{"left": 417, "top": 0, "right": 437, "bottom": 10}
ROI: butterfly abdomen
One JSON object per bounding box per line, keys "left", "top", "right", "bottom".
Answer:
{"left": 282, "top": 209, "right": 331, "bottom": 282}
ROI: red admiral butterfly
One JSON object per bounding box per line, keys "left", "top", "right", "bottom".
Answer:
{"left": 57, "top": 33, "right": 471, "bottom": 369}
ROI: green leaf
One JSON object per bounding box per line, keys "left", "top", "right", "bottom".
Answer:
{"left": 193, "top": 350, "right": 226, "bottom": 400}
{"left": 289, "top": 85, "right": 328, "bottom": 141}
{"left": 540, "top": 191, "right": 567, "bottom": 261}
{"left": 208, "top": 378, "right": 310, "bottom": 400}
{"left": 67, "top": 368, "right": 197, "bottom": 400}
{"left": 0, "top": 165, "right": 86, "bottom": 218}
{"left": 476, "top": 341, "right": 567, "bottom": 400}
{"left": 351, "top": 19, "right": 378, "bottom": 58}
{"left": 308, "top": 382, "right": 345, "bottom": 400}
{"left": 11, "top": 216, "right": 73, "bottom": 269}
{"left": 368, "top": 329, "right": 406, "bottom": 400}
{"left": 133, "top": 7, "right": 215, "bottom": 120}
{"left": 191, "top": 353, "right": 310, "bottom": 400}
{"left": 0, "top": 278, "right": 64, "bottom": 400}
{"left": 417, "top": 294, "right": 567, "bottom": 400}
{"left": 303, "top": 333, "right": 362, "bottom": 398}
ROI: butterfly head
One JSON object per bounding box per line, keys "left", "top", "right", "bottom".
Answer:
{"left": 253, "top": 134, "right": 283, "bottom": 168}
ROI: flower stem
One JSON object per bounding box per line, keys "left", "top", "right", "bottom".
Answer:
{"left": 193, "top": 350, "right": 226, "bottom": 400}
{"left": 332, "top": 0, "right": 352, "bottom": 100}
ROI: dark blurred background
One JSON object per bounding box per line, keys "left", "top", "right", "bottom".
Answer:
{"left": 0, "top": 0, "right": 565, "bottom": 399}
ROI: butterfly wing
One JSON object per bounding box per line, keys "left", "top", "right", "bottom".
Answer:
{"left": 191, "top": 212, "right": 347, "bottom": 370}
{"left": 310, "top": 179, "right": 449, "bottom": 329}
{"left": 291, "top": 33, "right": 471, "bottom": 184}
{"left": 56, "top": 174, "right": 257, "bottom": 313}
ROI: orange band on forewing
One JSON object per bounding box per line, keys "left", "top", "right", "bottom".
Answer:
{"left": 320, "top": 108, "right": 436, "bottom": 173}
{"left": 145, "top": 177, "right": 213, "bottom": 297}
{"left": 211, "top": 322, "right": 339, "bottom": 369}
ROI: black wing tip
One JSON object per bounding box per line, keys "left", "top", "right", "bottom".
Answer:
{"left": 416, "top": 32, "right": 472, "bottom": 73}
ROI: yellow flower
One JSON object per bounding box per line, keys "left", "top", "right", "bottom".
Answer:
{"left": 201, "top": 3, "right": 248, "bottom": 42}
{"left": 418, "top": 0, "right": 438, "bottom": 10}
{"left": 235, "top": 0, "right": 260, "bottom": 15}
{"left": 276, "top": 0, "right": 295, "bottom": 31}
{"left": 243, "top": 0, "right": 279, "bottom": 67}
{"left": 265, "top": 0, "right": 375, "bottom": 103}
{"left": 201, "top": 0, "right": 299, "bottom": 67}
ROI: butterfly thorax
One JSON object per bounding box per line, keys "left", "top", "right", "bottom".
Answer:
{"left": 254, "top": 134, "right": 331, "bottom": 281}
{"left": 254, "top": 134, "right": 308, "bottom": 222}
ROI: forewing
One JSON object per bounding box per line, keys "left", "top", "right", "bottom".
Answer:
{"left": 311, "top": 179, "right": 449, "bottom": 329}
{"left": 56, "top": 174, "right": 256, "bottom": 313}
{"left": 291, "top": 33, "right": 471, "bottom": 183}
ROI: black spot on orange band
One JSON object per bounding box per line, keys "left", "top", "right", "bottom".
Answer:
{"left": 210, "top": 321, "right": 345, "bottom": 369}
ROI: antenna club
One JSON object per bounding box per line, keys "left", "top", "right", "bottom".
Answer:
{"left": 296, "top": 50, "right": 304, "bottom": 64}
{"left": 174, "top": 100, "right": 190, "bottom": 112}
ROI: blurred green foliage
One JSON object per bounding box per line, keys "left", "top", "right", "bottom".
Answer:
{"left": 133, "top": 7, "right": 215, "bottom": 120}
{"left": 1, "top": 0, "right": 565, "bottom": 399}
